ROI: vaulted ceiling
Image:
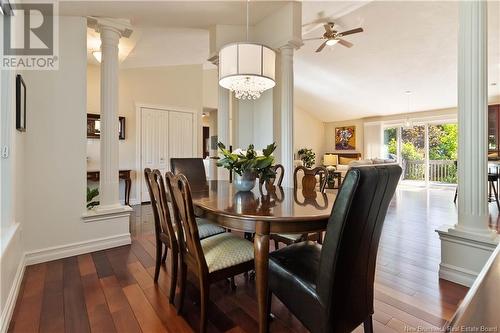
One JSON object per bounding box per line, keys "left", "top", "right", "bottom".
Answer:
{"left": 69, "top": 1, "right": 500, "bottom": 122}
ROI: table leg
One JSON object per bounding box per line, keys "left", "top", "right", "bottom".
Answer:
{"left": 254, "top": 221, "right": 270, "bottom": 333}
{"left": 125, "top": 178, "right": 131, "bottom": 206}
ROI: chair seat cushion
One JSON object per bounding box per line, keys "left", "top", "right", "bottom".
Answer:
{"left": 201, "top": 233, "right": 254, "bottom": 273}
{"left": 196, "top": 218, "right": 226, "bottom": 239}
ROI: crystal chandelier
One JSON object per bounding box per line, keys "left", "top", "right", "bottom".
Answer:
{"left": 218, "top": 0, "right": 276, "bottom": 100}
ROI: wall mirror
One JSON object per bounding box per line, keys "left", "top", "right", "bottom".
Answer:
{"left": 87, "top": 113, "right": 125, "bottom": 140}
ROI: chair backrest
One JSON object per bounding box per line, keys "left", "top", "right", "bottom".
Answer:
{"left": 317, "top": 164, "right": 402, "bottom": 332}
{"left": 170, "top": 158, "right": 207, "bottom": 186}
{"left": 144, "top": 168, "right": 177, "bottom": 248}
{"left": 165, "top": 172, "right": 208, "bottom": 274}
{"left": 293, "top": 165, "right": 327, "bottom": 193}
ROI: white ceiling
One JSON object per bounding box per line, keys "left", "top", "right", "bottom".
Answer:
{"left": 72, "top": 1, "right": 500, "bottom": 122}
{"left": 296, "top": 1, "right": 500, "bottom": 121}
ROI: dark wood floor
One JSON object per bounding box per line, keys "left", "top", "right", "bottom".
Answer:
{"left": 11, "top": 186, "right": 498, "bottom": 333}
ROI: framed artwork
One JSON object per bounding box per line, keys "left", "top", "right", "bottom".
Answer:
{"left": 87, "top": 113, "right": 126, "bottom": 140}
{"left": 16, "top": 74, "right": 26, "bottom": 132}
{"left": 335, "top": 126, "right": 356, "bottom": 150}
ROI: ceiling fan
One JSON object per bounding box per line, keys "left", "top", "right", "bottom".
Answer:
{"left": 303, "top": 22, "right": 363, "bottom": 53}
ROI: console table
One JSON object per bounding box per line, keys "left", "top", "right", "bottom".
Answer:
{"left": 87, "top": 170, "right": 132, "bottom": 205}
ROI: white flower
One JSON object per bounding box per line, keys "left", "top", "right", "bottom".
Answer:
{"left": 233, "top": 148, "right": 243, "bottom": 155}
{"left": 255, "top": 150, "right": 264, "bottom": 156}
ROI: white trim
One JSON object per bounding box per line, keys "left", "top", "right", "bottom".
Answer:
{"left": 439, "top": 263, "right": 477, "bottom": 287}
{"left": 135, "top": 103, "right": 199, "bottom": 204}
{"left": 24, "top": 233, "right": 131, "bottom": 266}
{"left": 0, "top": 253, "right": 25, "bottom": 333}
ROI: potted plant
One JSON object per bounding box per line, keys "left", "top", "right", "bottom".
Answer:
{"left": 87, "top": 187, "right": 99, "bottom": 209}
{"left": 298, "top": 148, "right": 316, "bottom": 168}
{"left": 217, "top": 142, "right": 277, "bottom": 191}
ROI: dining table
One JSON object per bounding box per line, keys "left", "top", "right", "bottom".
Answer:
{"left": 190, "top": 180, "right": 336, "bottom": 333}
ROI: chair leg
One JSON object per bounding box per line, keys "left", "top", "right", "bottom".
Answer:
{"left": 161, "top": 245, "right": 168, "bottom": 264}
{"left": 454, "top": 187, "right": 458, "bottom": 203}
{"left": 266, "top": 290, "right": 272, "bottom": 333}
{"left": 274, "top": 239, "right": 279, "bottom": 250}
{"left": 492, "top": 181, "right": 500, "bottom": 211}
{"left": 168, "top": 250, "right": 178, "bottom": 304}
{"left": 363, "top": 315, "right": 373, "bottom": 333}
{"left": 177, "top": 262, "right": 187, "bottom": 315}
{"left": 230, "top": 276, "right": 237, "bottom": 290}
{"left": 364, "top": 315, "right": 373, "bottom": 333}
{"left": 199, "top": 279, "right": 209, "bottom": 333}
{"left": 317, "top": 232, "right": 323, "bottom": 244}
{"left": 154, "top": 240, "right": 162, "bottom": 283}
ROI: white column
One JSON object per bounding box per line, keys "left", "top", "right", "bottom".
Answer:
{"left": 456, "top": 0, "right": 490, "bottom": 234}
{"left": 98, "top": 25, "right": 122, "bottom": 208}
{"left": 436, "top": 0, "right": 498, "bottom": 287}
{"left": 280, "top": 44, "right": 294, "bottom": 188}
{"left": 217, "top": 85, "right": 230, "bottom": 180}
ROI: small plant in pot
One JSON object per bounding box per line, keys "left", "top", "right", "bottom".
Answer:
{"left": 87, "top": 187, "right": 99, "bottom": 209}
{"left": 298, "top": 148, "right": 316, "bottom": 168}
{"left": 217, "top": 142, "right": 277, "bottom": 191}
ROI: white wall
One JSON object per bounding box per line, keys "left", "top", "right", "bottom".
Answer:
{"left": 20, "top": 17, "right": 130, "bottom": 254}
{"left": 203, "top": 68, "right": 218, "bottom": 109}
{"left": 294, "top": 107, "right": 325, "bottom": 165}
{"left": 233, "top": 90, "right": 274, "bottom": 150}
{"left": 0, "top": 65, "right": 25, "bottom": 332}
{"left": 87, "top": 64, "right": 204, "bottom": 203}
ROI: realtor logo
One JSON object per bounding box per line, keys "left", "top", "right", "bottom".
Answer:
{"left": 1, "top": 1, "right": 59, "bottom": 69}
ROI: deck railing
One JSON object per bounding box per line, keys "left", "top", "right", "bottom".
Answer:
{"left": 403, "top": 159, "right": 457, "bottom": 183}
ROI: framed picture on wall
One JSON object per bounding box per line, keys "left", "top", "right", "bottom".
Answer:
{"left": 87, "top": 113, "right": 126, "bottom": 140}
{"left": 16, "top": 74, "right": 26, "bottom": 132}
{"left": 335, "top": 126, "right": 356, "bottom": 150}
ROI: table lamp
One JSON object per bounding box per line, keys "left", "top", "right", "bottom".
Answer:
{"left": 324, "top": 154, "right": 338, "bottom": 167}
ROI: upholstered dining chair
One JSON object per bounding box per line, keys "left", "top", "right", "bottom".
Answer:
{"left": 165, "top": 172, "right": 255, "bottom": 333}
{"left": 266, "top": 164, "right": 402, "bottom": 333}
{"left": 144, "top": 168, "right": 178, "bottom": 303}
{"left": 272, "top": 165, "right": 328, "bottom": 249}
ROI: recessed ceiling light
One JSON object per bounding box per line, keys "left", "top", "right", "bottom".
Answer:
{"left": 405, "top": 90, "right": 412, "bottom": 94}
{"left": 491, "top": 83, "right": 497, "bottom": 86}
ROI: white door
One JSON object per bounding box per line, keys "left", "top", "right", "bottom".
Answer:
{"left": 141, "top": 107, "right": 169, "bottom": 202}
{"left": 169, "top": 111, "right": 194, "bottom": 158}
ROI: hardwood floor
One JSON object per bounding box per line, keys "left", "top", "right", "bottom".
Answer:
{"left": 11, "top": 186, "right": 495, "bottom": 333}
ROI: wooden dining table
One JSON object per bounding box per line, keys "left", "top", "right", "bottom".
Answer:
{"left": 190, "top": 180, "right": 336, "bottom": 333}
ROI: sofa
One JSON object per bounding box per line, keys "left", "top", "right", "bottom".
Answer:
{"left": 330, "top": 154, "right": 398, "bottom": 178}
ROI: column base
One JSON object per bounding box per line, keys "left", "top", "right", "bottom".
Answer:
{"left": 82, "top": 204, "right": 132, "bottom": 223}
{"left": 436, "top": 225, "right": 499, "bottom": 287}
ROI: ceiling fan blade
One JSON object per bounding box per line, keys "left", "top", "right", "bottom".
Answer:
{"left": 338, "top": 39, "right": 353, "bottom": 48}
{"left": 339, "top": 27, "right": 363, "bottom": 36}
{"left": 302, "top": 37, "right": 323, "bottom": 41}
{"left": 316, "top": 41, "right": 328, "bottom": 53}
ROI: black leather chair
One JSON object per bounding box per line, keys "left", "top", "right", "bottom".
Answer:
{"left": 267, "top": 164, "right": 402, "bottom": 333}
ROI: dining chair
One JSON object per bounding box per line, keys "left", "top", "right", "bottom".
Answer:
{"left": 260, "top": 164, "right": 285, "bottom": 188}
{"left": 144, "top": 168, "right": 178, "bottom": 303}
{"left": 266, "top": 164, "right": 402, "bottom": 333}
{"left": 165, "top": 172, "right": 255, "bottom": 333}
{"left": 171, "top": 158, "right": 207, "bottom": 186}
{"left": 272, "top": 165, "right": 328, "bottom": 249}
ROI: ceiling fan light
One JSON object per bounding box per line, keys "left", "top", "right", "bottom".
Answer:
{"left": 326, "top": 39, "right": 339, "bottom": 46}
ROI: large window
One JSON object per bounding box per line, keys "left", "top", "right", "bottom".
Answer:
{"left": 383, "top": 122, "right": 457, "bottom": 185}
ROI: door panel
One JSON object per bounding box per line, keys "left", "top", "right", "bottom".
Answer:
{"left": 141, "top": 108, "right": 158, "bottom": 202}
{"left": 169, "top": 111, "right": 194, "bottom": 159}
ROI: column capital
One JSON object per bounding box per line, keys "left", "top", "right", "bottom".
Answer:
{"left": 87, "top": 17, "right": 133, "bottom": 38}
{"left": 279, "top": 39, "right": 303, "bottom": 51}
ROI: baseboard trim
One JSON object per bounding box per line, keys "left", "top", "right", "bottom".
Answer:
{"left": 25, "top": 233, "right": 131, "bottom": 266}
{"left": 0, "top": 254, "right": 26, "bottom": 333}
{"left": 439, "top": 263, "right": 477, "bottom": 287}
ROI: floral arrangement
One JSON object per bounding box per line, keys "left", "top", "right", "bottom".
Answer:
{"left": 297, "top": 148, "right": 316, "bottom": 168}
{"left": 217, "top": 142, "right": 277, "bottom": 182}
